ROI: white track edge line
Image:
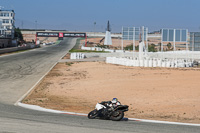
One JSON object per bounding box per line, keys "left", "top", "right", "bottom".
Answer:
{"left": 128, "top": 118, "right": 200, "bottom": 126}
{"left": 17, "top": 102, "right": 200, "bottom": 127}
{"left": 17, "top": 102, "right": 87, "bottom": 116}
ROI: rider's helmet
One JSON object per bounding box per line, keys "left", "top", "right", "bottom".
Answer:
{"left": 111, "top": 98, "right": 118, "bottom": 104}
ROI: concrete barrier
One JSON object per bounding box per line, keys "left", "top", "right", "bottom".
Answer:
{"left": 144, "top": 59, "right": 149, "bottom": 67}
{"left": 166, "top": 60, "right": 171, "bottom": 67}
{"left": 157, "top": 59, "right": 162, "bottom": 67}
{"left": 161, "top": 60, "right": 166, "bottom": 67}
{"left": 70, "top": 53, "right": 85, "bottom": 59}
{"left": 105, "top": 57, "right": 194, "bottom": 68}
{"left": 153, "top": 59, "right": 157, "bottom": 67}
{"left": 149, "top": 59, "right": 153, "bottom": 67}
{"left": 139, "top": 60, "right": 144, "bottom": 67}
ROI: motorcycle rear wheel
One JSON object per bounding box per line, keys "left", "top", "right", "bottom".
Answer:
{"left": 88, "top": 109, "right": 98, "bottom": 119}
{"left": 110, "top": 110, "right": 124, "bottom": 121}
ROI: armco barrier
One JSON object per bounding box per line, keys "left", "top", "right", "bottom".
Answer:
{"left": 0, "top": 44, "right": 40, "bottom": 55}
{"left": 0, "top": 47, "right": 18, "bottom": 54}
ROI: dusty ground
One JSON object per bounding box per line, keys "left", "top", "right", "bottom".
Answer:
{"left": 23, "top": 61, "right": 200, "bottom": 123}
{"left": 62, "top": 53, "right": 70, "bottom": 59}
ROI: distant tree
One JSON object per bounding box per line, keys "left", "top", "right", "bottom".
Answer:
{"left": 148, "top": 43, "right": 157, "bottom": 52}
{"left": 135, "top": 45, "right": 139, "bottom": 51}
{"left": 14, "top": 27, "right": 23, "bottom": 41}
{"left": 124, "top": 44, "right": 133, "bottom": 50}
{"left": 124, "top": 44, "right": 139, "bottom": 51}
{"left": 158, "top": 43, "right": 161, "bottom": 51}
{"left": 124, "top": 44, "right": 157, "bottom": 52}
{"left": 96, "top": 43, "right": 109, "bottom": 48}
{"left": 167, "top": 42, "right": 173, "bottom": 51}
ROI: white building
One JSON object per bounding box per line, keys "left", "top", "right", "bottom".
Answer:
{"left": 0, "top": 10, "right": 15, "bottom": 38}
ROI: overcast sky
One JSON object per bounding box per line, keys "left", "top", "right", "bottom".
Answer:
{"left": 1, "top": 0, "right": 200, "bottom": 32}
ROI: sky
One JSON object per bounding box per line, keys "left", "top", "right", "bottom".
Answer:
{"left": 1, "top": 0, "right": 200, "bottom": 33}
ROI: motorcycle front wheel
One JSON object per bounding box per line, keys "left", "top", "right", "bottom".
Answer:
{"left": 110, "top": 110, "right": 124, "bottom": 121}
{"left": 88, "top": 109, "right": 98, "bottom": 119}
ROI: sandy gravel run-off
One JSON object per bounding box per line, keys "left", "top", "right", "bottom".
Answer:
{"left": 23, "top": 61, "right": 200, "bottom": 124}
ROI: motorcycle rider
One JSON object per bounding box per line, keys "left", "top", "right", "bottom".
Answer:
{"left": 88, "top": 98, "right": 128, "bottom": 120}
{"left": 109, "top": 98, "right": 121, "bottom": 108}
{"left": 97, "top": 98, "right": 121, "bottom": 118}
{"left": 100, "top": 98, "right": 121, "bottom": 110}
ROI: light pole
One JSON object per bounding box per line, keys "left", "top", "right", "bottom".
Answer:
{"left": 35, "top": 21, "right": 37, "bottom": 30}
{"left": 35, "top": 20, "right": 37, "bottom": 45}
{"left": 94, "top": 22, "right": 96, "bottom": 36}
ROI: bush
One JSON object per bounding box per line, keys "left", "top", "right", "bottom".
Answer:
{"left": 124, "top": 44, "right": 139, "bottom": 51}
{"left": 124, "top": 43, "right": 157, "bottom": 52}
{"left": 96, "top": 43, "right": 109, "bottom": 49}
{"left": 148, "top": 43, "right": 157, "bottom": 52}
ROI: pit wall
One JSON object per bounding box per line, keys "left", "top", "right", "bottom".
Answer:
{"left": 0, "top": 38, "right": 11, "bottom": 48}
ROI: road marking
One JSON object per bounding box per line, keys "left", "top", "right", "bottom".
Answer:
{"left": 17, "top": 102, "right": 200, "bottom": 127}
{"left": 17, "top": 102, "right": 87, "bottom": 116}
{"left": 128, "top": 118, "right": 200, "bottom": 126}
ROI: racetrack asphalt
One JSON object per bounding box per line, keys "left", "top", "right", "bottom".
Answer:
{"left": 0, "top": 38, "right": 200, "bottom": 133}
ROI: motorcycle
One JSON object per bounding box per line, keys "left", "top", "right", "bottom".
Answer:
{"left": 88, "top": 101, "right": 129, "bottom": 121}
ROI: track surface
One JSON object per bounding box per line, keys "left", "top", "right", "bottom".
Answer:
{"left": 0, "top": 38, "right": 199, "bottom": 133}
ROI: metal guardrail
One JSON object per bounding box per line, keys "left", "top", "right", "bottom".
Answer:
{"left": 0, "top": 44, "right": 40, "bottom": 55}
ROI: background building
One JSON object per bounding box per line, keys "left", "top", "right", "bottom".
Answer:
{"left": 0, "top": 10, "right": 15, "bottom": 38}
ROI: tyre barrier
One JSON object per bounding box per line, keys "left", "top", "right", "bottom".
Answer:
{"left": 106, "top": 57, "right": 194, "bottom": 68}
